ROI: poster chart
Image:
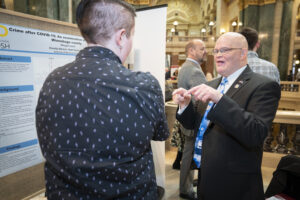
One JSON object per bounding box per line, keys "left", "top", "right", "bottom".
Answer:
{"left": 0, "top": 23, "right": 86, "bottom": 177}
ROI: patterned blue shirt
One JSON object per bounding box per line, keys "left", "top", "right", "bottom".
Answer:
{"left": 247, "top": 51, "right": 280, "bottom": 83}
{"left": 36, "top": 46, "right": 169, "bottom": 200}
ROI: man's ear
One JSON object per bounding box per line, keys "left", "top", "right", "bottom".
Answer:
{"left": 188, "top": 47, "right": 195, "bottom": 57}
{"left": 115, "top": 29, "right": 126, "bottom": 48}
{"left": 241, "top": 49, "right": 247, "bottom": 58}
{"left": 254, "top": 41, "right": 260, "bottom": 51}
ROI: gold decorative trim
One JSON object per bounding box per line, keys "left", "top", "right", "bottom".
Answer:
{"left": 239, "top": 0, "right": 276, "bottom": 10}
{"left": 125, "top": 0, "right": 150, "bottom": 5}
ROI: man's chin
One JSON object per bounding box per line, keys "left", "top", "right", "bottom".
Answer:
{"left": 216, "top": 67, "right": 226, "bottom": 76}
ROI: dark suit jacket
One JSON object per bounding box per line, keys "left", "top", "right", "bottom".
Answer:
{"left": 265, "top": 155, "right": 300, "bottom": 199}
{"left": 177, "top": 66, "right": 281, "bottom": 200}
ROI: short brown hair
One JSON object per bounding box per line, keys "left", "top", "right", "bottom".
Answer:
{"left": 185, "top": 39, "right": 203, "bottom": 56}
{"left": 239, "top": 27, "right": 258, "bottom": 50}
{"left": 76, "top": 0, "right": 136, "bottom": 45}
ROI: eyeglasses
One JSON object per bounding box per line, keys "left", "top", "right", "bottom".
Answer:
{"left": 212, "top": 47, "right": 242, "bottom": 55}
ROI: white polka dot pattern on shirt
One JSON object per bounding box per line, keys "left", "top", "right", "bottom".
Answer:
{"left": 36, "top": 46, "right": 169, "bottom": 200}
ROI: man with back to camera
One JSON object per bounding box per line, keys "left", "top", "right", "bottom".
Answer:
{"left": 172, "top": 32, "right": 281, "bottom": 199}
{"left": 35, "top": 0, "right": 169, "bottom": 199}
{"left": 176, "top": 39, "right": 207, "bottom": 200}
{"left": 239, "top": 27, "right": 280, "bottom": 83}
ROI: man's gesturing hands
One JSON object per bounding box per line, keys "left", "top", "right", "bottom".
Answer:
{"left": 172, "top": 84, "right": 223, "bottom": 108}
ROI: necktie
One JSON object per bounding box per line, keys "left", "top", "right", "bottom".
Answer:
{"left": 193, "top": 77, "right": 228, "bottom": 168}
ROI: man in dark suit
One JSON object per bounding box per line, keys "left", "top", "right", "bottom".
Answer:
{"left": 177, "top": 39, "right": 207, "bottom": 200}
{"left": 172, "top": 32, "right": 281, "bottom": 199}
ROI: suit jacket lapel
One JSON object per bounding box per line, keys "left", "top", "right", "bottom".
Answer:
{"left": 198, "top": 77, "right": 222, "bottom": 112}
{"left": 204, "top": 66, "right": 252, "bottom": 130}
{"left": 195, "top": 77, "right": 222, "bottom": 130}
{"left": 225, "top": 65, "right": 253, "bottom": 98}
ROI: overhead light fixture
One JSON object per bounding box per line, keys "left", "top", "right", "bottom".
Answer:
{"left": 209, "top": 21, "right": 214, "bottom": 26}
{"left": 259, "top": 33, "right": 268, "bottom": 39}
{"left": 173, "top": 21, "right": 178, "bottom": 26}
{"left": 295, "top": 60, "right": 300, "bottom": 65}
{"left": 201, "top": 28, "right": 206, "bottom": 33}
{"left": 232, "top": 21, "right": 237, "bottom": 26}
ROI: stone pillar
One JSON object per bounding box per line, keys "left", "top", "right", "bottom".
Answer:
{"left": 13, "top": 0, "right": 71, "bottom": 22}
{"left": 288, "top": 0, "right": 300, "bottom": 74}
{"left": 58, "top": 0, "right": 69, "bottom": 22}
{"left": 278, "top": 0, "right": 293, "bottom": 80}
{"left": 239, "top": 1, "right": 292, "bottom": 79}
{"left": 271, "top": 0, "right": 283, "bottom": 66}
{"left": 257, "top": 3, "right": 276, "bottom": 62}
{"left": 3, "top": 0, "right": 13, "bottom": 10}
{"left": 216, "top": 0, "right": 228, "bottom": 36}
{"left": 72, "top": 0, "right": 81, "bottom": 23}
{"left": 13, "top": 0, "right": 29, "bottom": 14}
{"left": 240, "top": 3, "right": 276, "bottom": 62}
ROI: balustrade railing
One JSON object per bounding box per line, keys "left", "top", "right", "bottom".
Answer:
{"left": 264, "top": 82, "right": 300, "bottom": 155}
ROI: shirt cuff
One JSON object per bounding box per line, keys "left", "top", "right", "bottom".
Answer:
{"left": 177, "top": 105, "right": 188, "bottom": 115}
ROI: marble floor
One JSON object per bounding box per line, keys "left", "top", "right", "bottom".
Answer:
{"left": 28, "top": 148, "right": 283, "bottom": 200}
{"left": 164, "top": 148, "right": 197, "bottom": 200}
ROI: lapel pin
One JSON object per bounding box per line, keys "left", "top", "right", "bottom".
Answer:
{"left": 234, "top": 84, "right": 240, "bottom": 89}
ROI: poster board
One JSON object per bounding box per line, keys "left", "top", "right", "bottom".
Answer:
{"left": 0, "top": 23, "right": 86, "bottom": 178}
{"left": 0, "top": 9, "right": 83, "bottom": 200}
{"left": 132, "top": 5, "right": 168, "bottom": 187}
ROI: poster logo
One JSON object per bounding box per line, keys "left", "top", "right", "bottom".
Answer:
{"left": 0, "top": 25, "right": 8, "bottom": 37}
{"left": 0, "top": 40, "right": 10, "bottom": 49}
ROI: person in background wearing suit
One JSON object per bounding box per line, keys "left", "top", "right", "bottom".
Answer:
{"left": 36, "top": 0, "right": 169, "bottom": 199}
{"left": 239, "top": 27, "right": 280, "bottom": 83}
{"left": 176, "top": 39, "right": 207, "bottom": 200}
{"left": 172, "top": 32, "right": 281, "bottom": 199}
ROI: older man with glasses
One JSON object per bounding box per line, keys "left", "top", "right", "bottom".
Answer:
{"left": 172, "top": 32, "right": 281, "bottom": 200}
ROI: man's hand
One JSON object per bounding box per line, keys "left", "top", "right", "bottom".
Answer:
{"left": 172, "top": 88, "right": 192, "bottom": 108}
{"left": 188, "top": 84, "right": 223, "bottom": 103}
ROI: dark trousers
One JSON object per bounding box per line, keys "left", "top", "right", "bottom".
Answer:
{"left": 197, "top": 168, "right": 202, "bottom": 200}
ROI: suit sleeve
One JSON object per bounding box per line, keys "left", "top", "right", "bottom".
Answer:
{"left": 207, "top": 81, "right": 281, "bottom": 148}
{"left": 176, "top": 102, "right": 197, "bottom": 130}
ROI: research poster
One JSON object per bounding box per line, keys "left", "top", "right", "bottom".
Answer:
{"left": 0, "top": 23, "right": 86, "bottom": 177}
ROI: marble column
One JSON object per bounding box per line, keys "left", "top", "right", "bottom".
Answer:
{"left": 257, "top": 4, "right": 276, "bottom": 62}
{"left": 72, "top": 0, "right": 81, "bottom": 24}
{"left": 13, "top": 0, "right": 29, "bottom": 14}
{"left": 277, "top": 0, "right": 293, "bottom": 80}
{"left": 240, "top": 4, "right": 275, "bottom": 63}
{"left": 271, "top": 0, "right": 283, "bottom": 66}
